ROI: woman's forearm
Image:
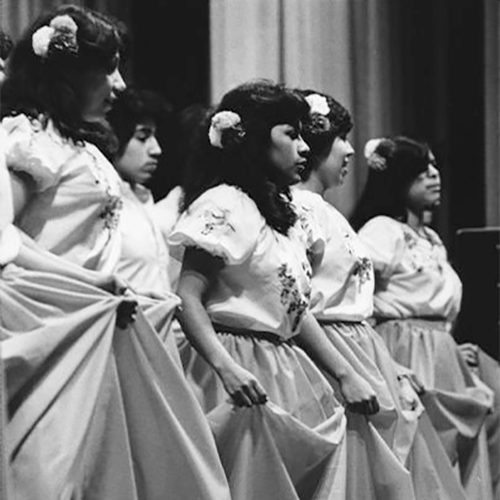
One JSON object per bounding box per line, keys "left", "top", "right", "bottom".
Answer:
{"left": 177, "top": 270, "right": 268, "bottom": 406}
{"left": 176, "top": 276, "right": 236, "bottom": 376}
{"left": 295, "top": 312, "right": 355, "bottom": 381}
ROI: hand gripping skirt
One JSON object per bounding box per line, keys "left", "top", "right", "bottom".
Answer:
{"left": 376, "top": 318, "right": 495, "bottom": 500}
{"left": 179, "top": 327, "right": 416, "bottom": 500}
{"left": 0, "top": 264, "right": 231, "bottom": 500}
{"left": 320, "top": 320, "right": 469, "bottom": 500}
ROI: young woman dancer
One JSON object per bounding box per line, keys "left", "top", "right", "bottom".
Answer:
{"left": 352, "top": 135, "right": 495, "bottom": 500}
{"left": 1, "top": 6, "right": 231, "bottom": 499}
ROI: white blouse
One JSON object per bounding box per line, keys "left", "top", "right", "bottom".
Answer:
{"left": 168, "top": 184, "right": 312, "bottom": 339}
{"left": 3, "top": 114, "right": 123, "bottom": 273}
{"left": 293, "top": 189, "right": 374, "bottom": 322}
{"left": 0, "top": 125, "right": 21, "bottom": 266}
{"left": 358, "top": 216, "right": 462, "bottom": 321}
{"left": 153, "top": 186, "right": 184, "bottom": 291}
{"left": 116, "top": 182, "right": 172, "bottom": 297}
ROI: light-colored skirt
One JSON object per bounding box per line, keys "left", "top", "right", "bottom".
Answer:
{"left": 321, "top": 320, "right": 469, "bottom": 500}
{"left": 376, "top": 318, "right": 495, "bottom": 500}
{"left": 475, "top": 349, "right": 500, "bottom": 499}
{"left": 0, "top": 263, "right": 231, "bottom": 500}
{"left": 180, "top": 328, "right": 416, "bottom": 500}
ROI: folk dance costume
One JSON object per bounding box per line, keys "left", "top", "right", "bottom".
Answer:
{"left": 359, "top": 215, "right": 495, "bottom": 500}
{"left": 169, "top": 184, "right": 417, "bottom": 500}
{"left": 293, "top": 189, "right": 469, "bottom": 500}
{"left": 1, "top": 115, "right": 232, "bottom": 500}
{"left": 115, "top": 181, "right": 183, "bottom": 364}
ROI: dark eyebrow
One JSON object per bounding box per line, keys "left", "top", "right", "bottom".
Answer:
{"left": 135, "top": 124, "right": 155, "bottom": 134}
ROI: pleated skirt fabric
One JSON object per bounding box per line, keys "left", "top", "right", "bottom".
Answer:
{"left": 179, "top": 329, "right": 416, "bottom": 500}
{"left": 0, "top": 263, "right": 232, "bottom": 500}
{"left": 320, "top": 321, "right": 469, "bottom": 500}
{"left": 376, "top": 318, "right": 495, "bottom": 500}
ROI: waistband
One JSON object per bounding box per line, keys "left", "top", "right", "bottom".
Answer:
{"left": 212, "top": 323, "right": 295, "bottom": 346}
{"left": 374, "top": 316, "right": 446, "bottom": 324}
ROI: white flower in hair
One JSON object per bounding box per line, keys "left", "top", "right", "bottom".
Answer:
{"left": 208, "top": 110, "right": 243, "bottom": 149}
{"left": 305, "top": 94, "right": 330, "bottom": 116}
{"left": 50, "top": 15, "right": 78, "bottom": 35}
{"left": 32, "top": 26, "right": 55, "bottom": 57}
{"left": 364, "top": 138, "right": 387, "bottom": 171}
{"left": 32, "top": 14, "right": 79, "bottom": 58}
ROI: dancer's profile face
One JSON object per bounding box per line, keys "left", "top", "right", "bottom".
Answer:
{"left": 80, "top": 55, "right": 126, "bottom": 122}
{"left": 406, "top": 151, "right": 441, "bottom": 211}
{"left": 114, "top": 121, "right": 162, "bottom": 186}
{"left": 267, "top": 123, "right": 310, "bottom": 186}
{"left": 317, "top": 135, "right": 354, "bottom": 188}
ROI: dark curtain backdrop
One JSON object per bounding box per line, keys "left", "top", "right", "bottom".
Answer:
{"left": 370, "top": 0, "right": 486, "bottom": 261}
{"left": 128, "top": 0, "right": 209, "bottom": 200}
{"left": 0, "top": 0, "right": 495, "bottom": 253}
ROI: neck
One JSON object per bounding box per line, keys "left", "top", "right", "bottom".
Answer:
{"left": 405, "top": 209, "right": 425, "bottom": 231}
{"left": 297, "top": 171, "right": 326, "bottom": 197}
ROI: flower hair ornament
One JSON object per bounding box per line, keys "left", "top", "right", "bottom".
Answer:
{"left": 304, "top": 94, "right": 331, "bottom": 133}
{"left": 208, "top": 110, "right": 246, "bottom": 149}
{"left": 364, "top": 138, "right": 387, "bottom": 171}
{"left": 32, "top": 15, "right": 79, "bottom": 59}
{"left": 305, "top": 94, "right": 330, "bottom": 116}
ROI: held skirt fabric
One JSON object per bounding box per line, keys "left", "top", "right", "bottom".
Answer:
{"left": 475, "top": 349, "right": 500, "bottom": 499}
{"left": 0, "top": 264, "right": 232, "bottom": 500}
{"left": 179, "top": 329, "right": 415, "bottom": 500}
{"left": 320, "top": 321, "right": 468, "bottom": 500}
{"left": 376, "top": 318, "right": 495, "bottom": 500}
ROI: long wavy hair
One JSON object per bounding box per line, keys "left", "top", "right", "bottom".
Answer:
{"left": 350, "top": 136, "right": 430, "bottom": 231}
{"left": 298, "top": 89, "right": 353, "bottom": 181}
{"left": 1, "top": 4, "right": 128, "bottom": 158}
{"left": 181, "top": 79, "right": 310, "bottom": 235}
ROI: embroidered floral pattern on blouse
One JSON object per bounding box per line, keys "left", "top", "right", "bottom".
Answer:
{"left": 404, "top": 231, "right": 418, "bottom": 249}
{"left": 278, "top": 263, "right": 311, "bottom": 331}
{"left": 100, "top": 195, "right": 122, "bottom": 230}
{"left": 353, "top": 257, "right": 373, "bottom": 285}
{"left": 200, "top": 208, "right": 235, "bottom": 236}
{"left": 403, "top": 227, "right": 444, "bottom": 273}
{"left": 295, "top": 203, "right": 315, "bottom": 247}
{"left": 342, "top": 229, "right": 373, "bottom": 287}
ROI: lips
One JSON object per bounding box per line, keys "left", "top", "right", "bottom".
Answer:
{"left": 143, "top": 162, "right": 158, "bottom": 173}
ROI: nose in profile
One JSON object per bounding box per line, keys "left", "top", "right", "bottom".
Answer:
{"left": 149, "top": 136, "right": 162, "bottom": 157}
{"left": 298, "top": 134, "right": 310, "bottom": 156}
{"left": 111, "top": 69, "right": 126, "bottom": 92}
{"left": 428, "top": 163, "right": 440, "bottom": 179}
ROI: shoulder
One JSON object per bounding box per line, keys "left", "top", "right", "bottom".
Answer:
{"left": 292, "top": 188, "right": 323, "bottom": 206}
{"left": 358, "top": 216, "right": 406, "bottom": 252}
{"left": 360, "top": 215, "right": 403, "bottom": 235}
{"left": 291, "top": 188, "right": 330, "bottom": 224}
{"left": 188, "top": 184, "right": 262, "bottom": 222}
{"left": 3, "top": 114, "right": 77, "bottom": 191}
{"left": 169, "top": 184, "right": 263, "bottom": 265}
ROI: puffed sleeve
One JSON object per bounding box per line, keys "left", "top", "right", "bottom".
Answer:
{"left": 3, "top": 114, "right": 67, "bottom": 192}
{"left": 168, "top": 185, "right": 263, "bottom": 265}
{"left": 357, "top": 216, "right": 405, "bottom": 280}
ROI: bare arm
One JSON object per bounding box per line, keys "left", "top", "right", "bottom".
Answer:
{"left": 176, "top": 247, "right": 267, "bottom": 407}
{"left": 296, "top": 312, "right": 379, "bottom": 414}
